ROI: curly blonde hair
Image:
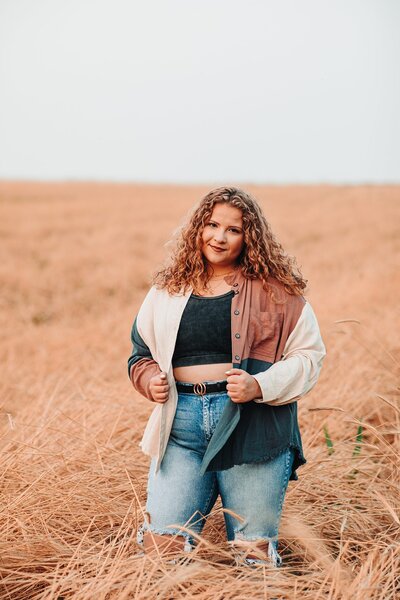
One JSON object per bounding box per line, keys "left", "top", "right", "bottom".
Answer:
{"left": 151, "top": 187, "right": 308, "bottom": 299}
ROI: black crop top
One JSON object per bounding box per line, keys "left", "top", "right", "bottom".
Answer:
{"left": 171, "top": 290, "right": 234, "bottom": 367}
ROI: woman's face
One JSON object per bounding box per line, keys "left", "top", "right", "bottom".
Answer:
{"left": 201, "top": 203, "right": 244, "bottom": 272}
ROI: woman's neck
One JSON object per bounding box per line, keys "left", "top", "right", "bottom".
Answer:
{"left": 207, "top": 265, "right": 238, "bottom": 279}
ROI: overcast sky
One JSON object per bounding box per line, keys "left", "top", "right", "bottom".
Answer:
{"left": 1, "top": 0, "right": 399, "bottom": 183}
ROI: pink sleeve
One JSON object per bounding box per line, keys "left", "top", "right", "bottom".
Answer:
{"left": 252, "top": 301, "right": 326, "bottom": 405}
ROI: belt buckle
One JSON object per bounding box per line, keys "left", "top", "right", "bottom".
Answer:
{"left": 193, "top": 382, "right": 206, "bottom": 396}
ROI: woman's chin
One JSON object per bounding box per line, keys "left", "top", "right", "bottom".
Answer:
{"left": 204, "top": 252, "right": 234, "bottom": 266}
{"left": 206, "top": 258, "right": 231, "bottom": 269}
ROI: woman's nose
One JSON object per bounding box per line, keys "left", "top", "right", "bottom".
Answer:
{"left": 214, "top": 229, "right": 227, "bottom": 243}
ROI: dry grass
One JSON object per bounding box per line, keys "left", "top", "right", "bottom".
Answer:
{"left": 0, "top": 181, "right": 399, "bottom": 599}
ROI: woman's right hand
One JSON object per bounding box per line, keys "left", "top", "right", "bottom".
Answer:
{"left": 149, "top": 372, "right": 169, "bottom": 403}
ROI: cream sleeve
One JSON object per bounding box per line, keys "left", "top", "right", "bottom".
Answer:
{"left": 252, "top": 301, "right": 326, "bottom": 406}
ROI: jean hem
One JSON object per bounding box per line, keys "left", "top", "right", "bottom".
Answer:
{"left": 230, "top": 537, "right": 283, "bottom": 568}
{"left": 136, "top": 523, "right": 196, "bottom": 553}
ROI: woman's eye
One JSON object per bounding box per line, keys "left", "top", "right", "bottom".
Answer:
{"left": 207, "top": 223, "right": 240, "bottom": 233}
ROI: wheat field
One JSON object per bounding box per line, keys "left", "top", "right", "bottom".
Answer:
{"left": 0, "top": 181, "right": 399, "bottom": 599}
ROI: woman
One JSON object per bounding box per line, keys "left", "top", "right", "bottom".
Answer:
{"left": 128, "top": 187, "right": 326, "bottom": 566}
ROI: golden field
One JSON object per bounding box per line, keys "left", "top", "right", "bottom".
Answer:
{"left": 0, "top": 181, "right": 399, "bottom": 599}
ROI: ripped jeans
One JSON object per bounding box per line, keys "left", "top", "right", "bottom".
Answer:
{"left": 138, "top": 388, "right": 295, "bottom": 567}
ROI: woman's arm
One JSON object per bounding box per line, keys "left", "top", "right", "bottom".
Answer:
{"left": 128, "top": 316, "right": 162, "bottom": 401}
{"left": 252, "top": 301, "right": 326, "bottom": 406}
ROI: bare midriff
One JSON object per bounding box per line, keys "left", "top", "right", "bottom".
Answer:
{"left": 172, "top": 281, "right": 233, "bottom": 384}
{"left": 173, "top": 362, "right": 232, "bottom": 384}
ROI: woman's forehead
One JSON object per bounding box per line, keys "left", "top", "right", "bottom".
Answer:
{"left": 209, "top": 203, "right": 243, "bottom": 224}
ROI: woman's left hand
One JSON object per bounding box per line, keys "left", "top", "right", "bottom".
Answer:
{"left": 225, "top": 368, "right": 263, "bottom": 403}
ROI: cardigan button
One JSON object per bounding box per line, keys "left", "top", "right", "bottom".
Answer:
{"left": 235, "top": 333, "right": 240, "bottom": 339}
{"left": 234, "top": 290, "right": 239, "bottom": 295}
{"left": 233, "top": 283, "right": 238, "bottom": 287}
{"left": 235, "top": 355, "right": 240, "bottom": 361}
{"left": 234, "top": 309, "right": 240, "bottom": 315}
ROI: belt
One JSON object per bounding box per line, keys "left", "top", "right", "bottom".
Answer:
{"left": 175, "top": 380, "right": 228, "bottom": 396}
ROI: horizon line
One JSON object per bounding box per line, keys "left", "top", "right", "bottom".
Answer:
{"left": 1, "top": 178, "right": 399, "bottom": 187}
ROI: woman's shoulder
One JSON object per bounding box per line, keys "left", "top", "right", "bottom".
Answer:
{"left": 140, "top": 283, "right": 191, "bottom": 308}
{"left": 254, "top": 274, "right": 306, "bottom": 310}
{"left": 137, "top": 285, "right": 172, "bottom": 322}
{"left": 148, "top": 283, "right": 191, "bottom": 297}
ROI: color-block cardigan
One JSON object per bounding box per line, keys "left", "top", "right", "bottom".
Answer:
{"left": 128, "top": 269, "right": 326, "bottom": 480}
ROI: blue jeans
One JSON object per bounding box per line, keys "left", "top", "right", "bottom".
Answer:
{"left": 138, "top": 387, "right": 295, "bottom": 566}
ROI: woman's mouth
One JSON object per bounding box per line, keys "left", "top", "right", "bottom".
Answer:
{"left": 209, "top": 245, "right": 226, "bottom": 252}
